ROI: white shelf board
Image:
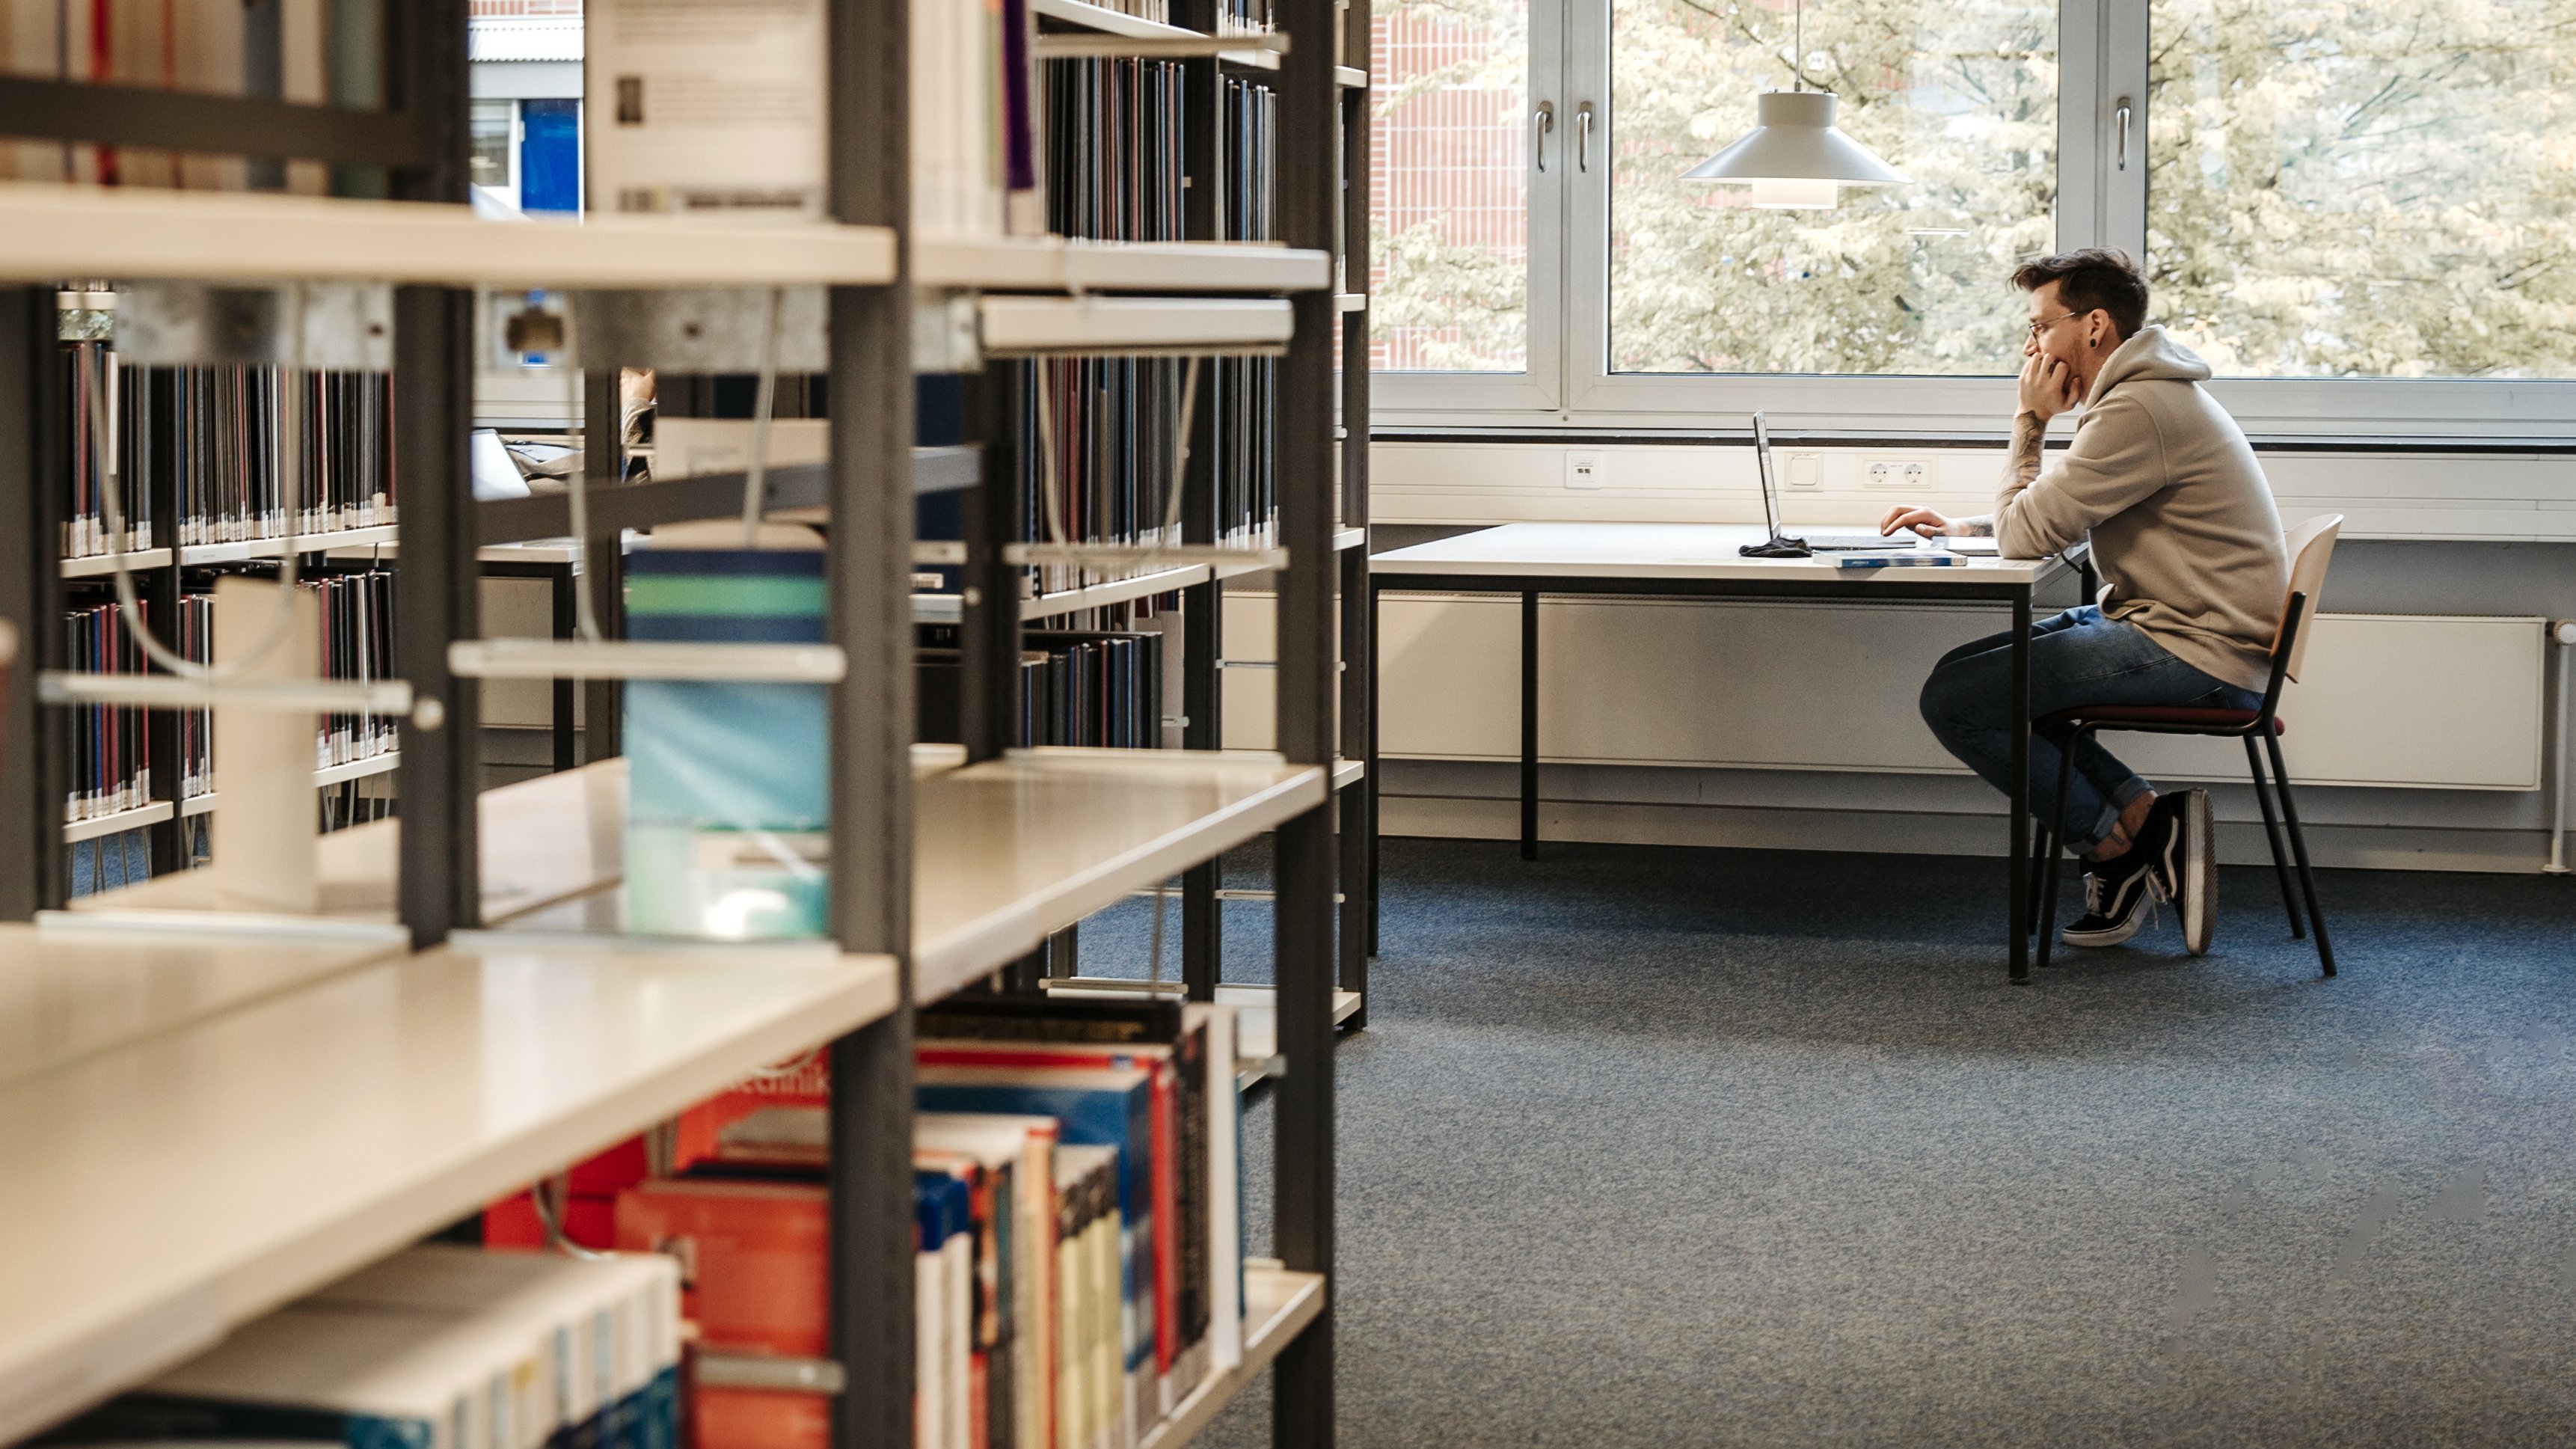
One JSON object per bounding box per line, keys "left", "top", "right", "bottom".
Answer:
{"left": 0, "top": 182, "right": 898, "bottom": 288}
{"left": 912, "top": 565, "right": 1212, "bottom": 625}
{"left": 1332, "top": 527, "right": 1365, "bottom": 552}
{"left": 1031, "top": 0, "right": 1197, "bottom": 37}
{"left": 1137, "top": 1264, "right": 1326, "bottom": 1449}
{"left": 916, "top": 237, "right": 1330, "bottom": 293}
{"left": 60, "top": 548, "right": 171, "bottom": 578}
{"left": 311, "top": 751, "right": 402, "bottom": 790}
{"left": 1045, "top": 979, "right": 1361, "bottom": 1060}
{"left": 177, "top": 751, "right": 401, "bottom": 818}
{"left": 180, "top": 523, "right": 397, "bottom": 566}
{"left": 83, "top": 758, "right": 626, "bottom": 928}
{"left": 978, "top": 295, "right": 1294, "bottom": 356}
{"left": 1334, "top": 65, "right": 1368, "bottom": 88}
{"left": 1333, "top": 756, "right": 1364, "bottom": 791}
{"left": 0, "top": 922, "right": 403, "bottom": 1091}
{"left": 913, "top": 749, "right": 1328, "bottom": 999}
{"left": 1333, "top": 292, "right": 1365, "bottom": 313}
{"left": 0, "top": 937, "right": 899, "bottom": 1448}
{"left": 64, "top": 800, "right": 173, "bottom": 844}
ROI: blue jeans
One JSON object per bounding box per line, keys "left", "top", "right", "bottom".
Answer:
{"left": 1919, "top": 606, "right": 2261, "bottom": 854}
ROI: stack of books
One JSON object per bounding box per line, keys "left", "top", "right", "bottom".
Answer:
{"left": 59, "top": 1246, "right": 683, "bottom": 1449}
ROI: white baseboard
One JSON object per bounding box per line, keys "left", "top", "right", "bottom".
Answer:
{"left": 1380, "top": 785, "right": 2557, "bottom": 875}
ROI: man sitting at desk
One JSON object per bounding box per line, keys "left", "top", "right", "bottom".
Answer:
{"left": 1880, "top": 248, "right": 2287, "bottom": 955}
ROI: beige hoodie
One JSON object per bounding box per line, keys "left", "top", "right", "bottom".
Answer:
{"left": 1980, "top": 325, "right": 2288, "bottom": 693}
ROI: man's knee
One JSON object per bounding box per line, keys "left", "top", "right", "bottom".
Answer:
{"left": 1919, "top": 658, "right": 1981, "bottom": 747}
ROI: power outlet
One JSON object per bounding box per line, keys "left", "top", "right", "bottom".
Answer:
{"left": 1565, "top": 450, "right": 1606, "bottom": 489}
{"left": 1786, "top": 453, "right": 1822, "bottom": 488}
{"left": 1864, "top": 458, "right": 1933, "bottom": 491}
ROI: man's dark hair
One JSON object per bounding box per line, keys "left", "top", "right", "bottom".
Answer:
{"left": 2011, "top": 248, "right": 2149, "bottom": 340}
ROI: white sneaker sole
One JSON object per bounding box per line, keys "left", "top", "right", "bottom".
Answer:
{"left": 2180, "top": 788, "right": 2215, "bottom": 956}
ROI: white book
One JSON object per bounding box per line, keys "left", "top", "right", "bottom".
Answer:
{"left": 1184, "top": 1002, "right": 1245, "bottom": 1372}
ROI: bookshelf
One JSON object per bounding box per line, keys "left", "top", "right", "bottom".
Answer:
{"left": 2, "top": 1, "right": 1350, "bottom": 1447}
{"left": 0, "top": 937, "right": 900, "bottom": 1449}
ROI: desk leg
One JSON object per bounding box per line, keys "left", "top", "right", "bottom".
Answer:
{"left": 1521, "top": 588, "right": 1539, "bottom": 861}
{"left": 2009, "top": 587, "right": 2033, "bottom": 982}
{"left": 1367, "top": 578, "right": 1381, "bottom": 957}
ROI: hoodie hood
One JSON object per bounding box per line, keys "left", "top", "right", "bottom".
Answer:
{"left": 2085, "top": 325, "right": 2212, "bottom": 405}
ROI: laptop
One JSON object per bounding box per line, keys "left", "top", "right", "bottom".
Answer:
{"left": 1750, "top": 413, "right": 1910, "bottom": 552}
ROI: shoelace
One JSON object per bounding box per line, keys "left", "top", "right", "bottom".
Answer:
{"left": 2079, "top": 865, "right": 2167, "bottom": 928}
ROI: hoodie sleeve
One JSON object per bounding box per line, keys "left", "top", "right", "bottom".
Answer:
{"left": 1992, "top": 392, "right": 2167, "bottom": 559}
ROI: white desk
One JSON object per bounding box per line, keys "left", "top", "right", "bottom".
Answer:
{"left": 1370, "top": 522, "right": 2070, "bottom": 981}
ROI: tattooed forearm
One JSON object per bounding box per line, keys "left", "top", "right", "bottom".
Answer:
{"left": 2001, "top": 411, "right": 2047, "bottom": 496}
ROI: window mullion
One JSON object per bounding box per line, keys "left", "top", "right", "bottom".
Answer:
{"left": 2101, "top": 0, "right": 2150, "bottom": 257}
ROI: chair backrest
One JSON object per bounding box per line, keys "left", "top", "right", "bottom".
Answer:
{"left": 2275, "top": 513, "right": 2342, "bottom": 683}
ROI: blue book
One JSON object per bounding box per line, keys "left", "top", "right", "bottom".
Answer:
{"left": 914, "top": 1063, "right": 1159, "bottom": 1396}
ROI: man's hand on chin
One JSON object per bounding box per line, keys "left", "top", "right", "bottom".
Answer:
{"left": 2017, "top": 354, "right": 2083, "bottom": 424}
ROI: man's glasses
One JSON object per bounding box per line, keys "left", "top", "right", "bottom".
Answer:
{"left": 2025, "top": 311, "right": 2079, "bottom": 340}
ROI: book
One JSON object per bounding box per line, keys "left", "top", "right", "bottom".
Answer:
{"left": 915, "top": 1062, "right": 1160, "bottom": 1440}
{"left": 916, "top": 626, "right": 1165, "bottom": 750}
{"left": 63, "top": 1248, "right": 681, "bottom": 1449}
{"left": 621, "top": 523, "right": 831, "bottom": 941}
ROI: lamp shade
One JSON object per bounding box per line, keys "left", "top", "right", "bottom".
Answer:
{"left": 1682, "top": 91, "right": 1907, "bottom": 207}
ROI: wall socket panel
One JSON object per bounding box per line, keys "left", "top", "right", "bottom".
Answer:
{"left": 1864, "top": 459, "right": 1933, "bottom": 491}
{"left": 1565, "top": 450, "right": 1606, "bottom": 488}
{"left": 1786, "top": 453, "right": 1822, "bottom": 488}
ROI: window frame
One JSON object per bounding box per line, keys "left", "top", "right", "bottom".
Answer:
{"left": 1372, "top": 0, "right": 2576, "bottom": 439}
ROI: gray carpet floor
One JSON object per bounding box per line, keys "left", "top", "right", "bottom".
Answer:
{"left": 1079, "top": 839, "right": 2576, "bottom": 1447}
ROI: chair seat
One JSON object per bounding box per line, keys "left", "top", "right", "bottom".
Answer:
{"left": 2037, "top": 704, "right": 2284, "bottom": 735}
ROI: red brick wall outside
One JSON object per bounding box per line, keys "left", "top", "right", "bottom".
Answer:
{"left": 1368, "top": 8, "right": 1527, "bottom": 372}
{"left": 471, "top": 0, "right": 583, "bottom": 16}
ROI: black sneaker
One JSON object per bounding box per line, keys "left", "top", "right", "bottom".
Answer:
{"left": 2060, "top": 848, "right": 2162, "bottom": 948}
{"left": 2150, "top": 788, "right": 2215, "bottom": 956}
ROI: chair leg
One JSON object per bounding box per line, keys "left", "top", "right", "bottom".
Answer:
{"left": 2242, "top": 735, "right": 2307, "bottom": 940}
{"left": 2034, "top": 738, "right": 2081, "bottom": 971}
{"left": 2263, "top": 732, "right": 2336, "bottom": 978}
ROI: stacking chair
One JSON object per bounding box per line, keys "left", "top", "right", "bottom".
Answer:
{"left": 2029, "top": 514, "right": 2343, "bottom": 975}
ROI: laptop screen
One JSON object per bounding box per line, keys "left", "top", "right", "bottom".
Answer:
{"left": 1752, "top": 412, "right": 1782, "bottom": 540}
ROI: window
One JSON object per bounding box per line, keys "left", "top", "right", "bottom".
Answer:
{"left": 1607, "top": 0, "right": 2057, "bottom": 376}
{"left": 2147, "top": 0, "right": 2576, "bottom": 379}
{"left": 1371, "top": 0, "right": 1537, "bottom": 374}
{"left": 470, "top": 100, "right": 516, "bottom": 192}
{"left": 1366, "top": 0, "right": 2576, "bottom": 431}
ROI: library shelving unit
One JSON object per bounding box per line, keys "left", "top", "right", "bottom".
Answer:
{"left": 0, "top": 4, "right": 1348, "bottom": 1449}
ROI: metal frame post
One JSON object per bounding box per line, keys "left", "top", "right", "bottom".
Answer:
{"left": 1273, "top": 0, "right": 1341, "bottom": 1424}
{"left": 960, "top": 364, "right": 1023, "bottom": 763}
{"left": 388, "top": 0, "right": 475, "bottom": 949}
{"left": 1178, "top": 2, "right": 1227, "bottom": 1001}
{"left": 1334, "top": 12, "right": 1374, "bottom": 1011}
{"left": 581, "top": 364, "right": 622, "bottom": 765}
{"left": 824, "top": 0, "right": 919, "bottom": 1442}
{"left": 0, "top": 287, "right": 67, "bottom": 918}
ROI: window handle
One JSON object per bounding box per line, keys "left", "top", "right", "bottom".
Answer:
{"left": 1533, "top": 101, "right": 1554, "bottom": 173}
{"left": 1576, "top": 102, "right": 1594, "bottom": 173}
{"left": 2115, "top": 97, "right": 2132, "bottom": 171}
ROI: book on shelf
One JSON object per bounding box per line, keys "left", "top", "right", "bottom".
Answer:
{"left": 55, "top": 1246, "right": 682, "bottom": 1449}
{"left": 0, "top": 0, "right": 353, "bottom": 191}
{"left": 916, "top": 625, "right": 1167, "bottom": 750}
{"left": 61, "top": 600, "right": 150, "bottom": 824}
{"left": 620, "top": 523, "right": 831, "bottom": 943}
{"left": 595, "top": 996, "right": 1241, "bottom": 1449}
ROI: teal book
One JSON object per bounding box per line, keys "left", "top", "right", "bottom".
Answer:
{"left": 622, "top": 522, "right": 829, "bottom": 939}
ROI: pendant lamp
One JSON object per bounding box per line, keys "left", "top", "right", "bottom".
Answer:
{"left": 1681, "top": 0, "right": 1906, "bottom": 209}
